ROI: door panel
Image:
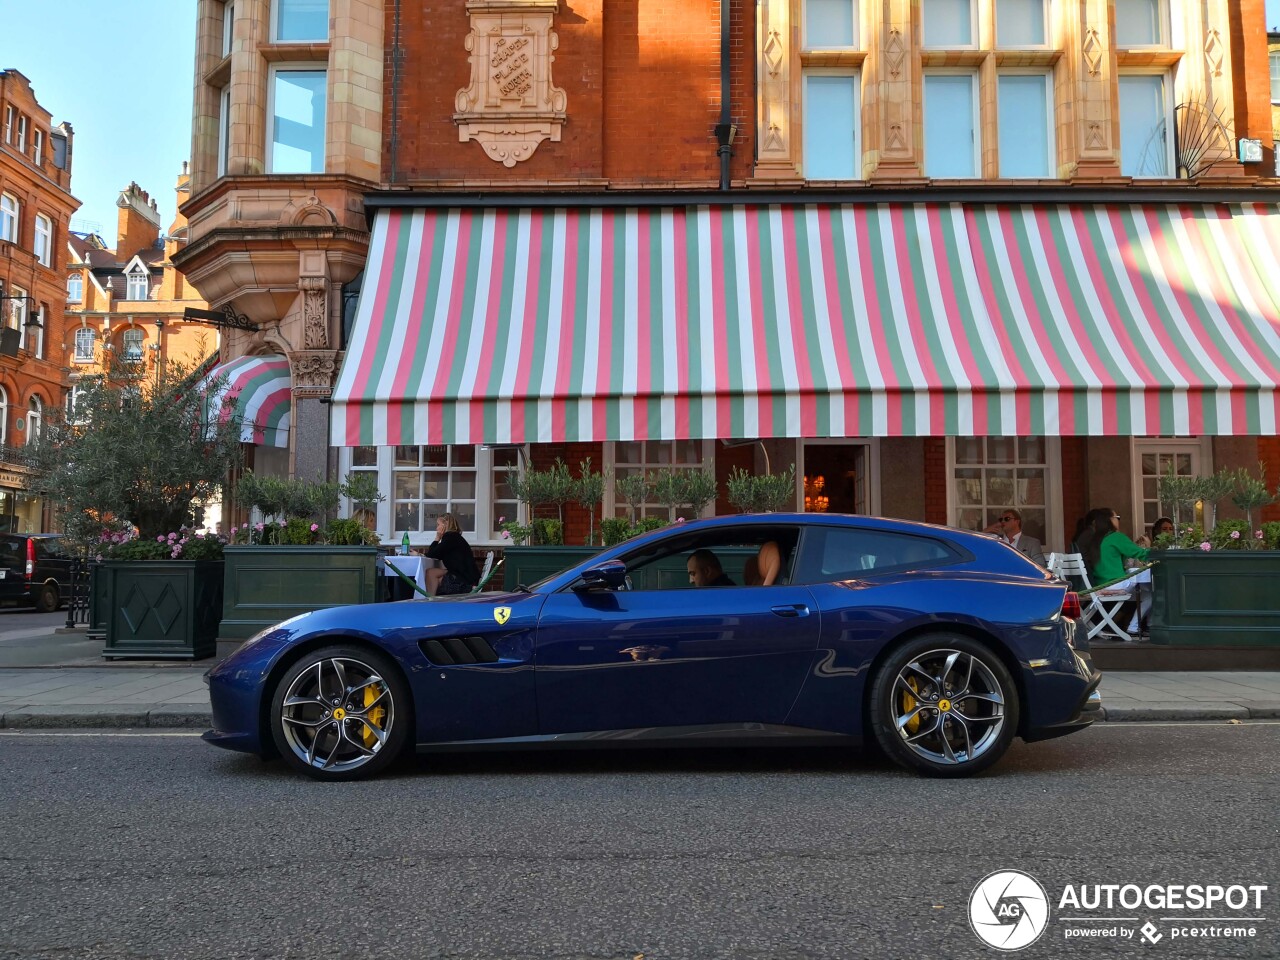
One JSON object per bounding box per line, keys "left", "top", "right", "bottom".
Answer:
{"left": 535, "top": 585, "right": 820, "bottom": 735}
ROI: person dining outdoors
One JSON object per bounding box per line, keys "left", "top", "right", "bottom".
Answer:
{"left": 424, "top": 513, "right": 480, "bottom": 596}
{"left": 1080, "top": 507, "right": 1152, "bottom": 637}
{"left": 983, "top": 509, "right": 1045, "bottom": 565}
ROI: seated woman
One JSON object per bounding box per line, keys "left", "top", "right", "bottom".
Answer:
{"left": 687, "top": 548, "right": 735, "bottom": 587}
{"left": 1081, "top": 507, "right": 1152, "bottom": 636}
{"left": 424, "top": 513, "right": 480, "bottom": 596}
{"left": 743, "top": 541, "right": 782, "bottom": 586}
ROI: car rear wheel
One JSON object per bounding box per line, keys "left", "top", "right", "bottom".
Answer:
{"left": 35, "top": 583, "right": 59, "bottom": 613}
{"left": 869, "top": 634, "right": 1019, "bottom": 778}
{"left": 269, "top": 645, "right": 411, "bottom": 781}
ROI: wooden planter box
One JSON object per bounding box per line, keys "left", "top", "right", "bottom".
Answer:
{"left": 101, "top": 560, "right": 224, "bottom": 660}
{"left": 221, "top": 545, "right": 379, "bottom": 640}
{"left": 1149, "top": 550, "right": 1280, "bottom": 647}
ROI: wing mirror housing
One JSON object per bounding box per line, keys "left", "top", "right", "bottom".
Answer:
{"left": 576, "top": 559, "right": 628, "bottom": 591}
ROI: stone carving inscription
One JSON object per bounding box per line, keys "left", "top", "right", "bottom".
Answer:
{"left": 455, "top": 0, "right": 567, "bottom": 167}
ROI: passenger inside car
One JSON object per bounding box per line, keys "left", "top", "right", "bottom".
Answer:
{"left": 743, "top": 541, "right": 782, "bottom": 586}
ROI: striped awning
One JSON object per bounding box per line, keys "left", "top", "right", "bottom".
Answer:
{"left": 331, "top": 202, "right": 1280, "bottom": 444}
{"left": 200, "top": 354, "right": 292, "bottom": 447}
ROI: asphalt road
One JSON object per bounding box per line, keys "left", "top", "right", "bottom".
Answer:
{"left": 1, "top": 723, "right": 1278, "bottom": 960}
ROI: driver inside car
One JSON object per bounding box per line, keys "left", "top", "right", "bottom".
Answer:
{"left": 686, "top": 549, "right": 736, "bottom": 587}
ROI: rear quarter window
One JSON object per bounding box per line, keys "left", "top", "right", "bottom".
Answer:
{"left": 793, "top": 526, "right": 958, "bottom": 583}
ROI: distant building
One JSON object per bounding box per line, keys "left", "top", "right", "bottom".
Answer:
{"left": 0, "top": 69, "right": 76, "bottom": 533}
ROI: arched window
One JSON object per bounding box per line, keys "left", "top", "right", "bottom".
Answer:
{"left": 26, "top": 396, "right": 41, "bottom": 445}
{"left": 0, "top": 194, "right": 17, "bottom": 243}
{"left": 66, "top": 272, "right": 82, "bottom": 302}
{"left": 0, "top": 385, "right": 8, "bottom": 445}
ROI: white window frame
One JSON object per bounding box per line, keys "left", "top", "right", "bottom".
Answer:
{"left": 0, "top": 193, "right": 18, "bottom": 243}
{"left": 218, "top": 85, "right": 232, "bottom": 177}
{"left": 126, "top": 266, "right": 149, "bottom": 300}
{"left": 604, "top": 440, "right": 715, "bottom": 520}
{"left": 1114, "top": 0, "right": 1170, "bottom": 50}
{"left": 0, "top": 385, "right": 7, "bottom": 444}
{"left": 921, "top": 0, "right": 978, "bottom": 49}
{"left": 923, "top": 70, "right": 982, "bottom": 178}
{"left": 67, "top": 273, "right": 83, "bottom": 302}
{"left": 15, "top": 115, "right": 26, "bottom": 153}
{"left": 8, "top": 285, "right": 28, "bottom": 350}
{"left": 1271, "top": 51, "right": 1280, "bottom": 105}
{"left": 266, "top": 64, "right": 328, "bottom": 175}
{"left": 2, "top": 106, "right": 12, "bottom": 144}
{"left": 338, "top": 444, "right": 522, "bottom": 547}
{"left": 945, "top": 436, "right": 1063, "bottom": 552}
{"left": 25, "top": 396, "right": 41, "bottom": 446}
{"left": 29, "top": 304, "right": 43, "bottom": 359}
{"left": 1130, "top": 436, "right": 1213, "bottom": 534}
{"left": 803, "top": 69, "right": 862, "bottom": 180}
{"left": 996, "top": 70, "right": 1056, "bottom": 178}
{"left": 33, "top": 214, "right": 51, "bottom": 267}
{"left": 1119, "top": 70, "right": 1175, "bottom": 178}
{"left": 222, "top": 0, "right": 236, "bottom": 57}
{"left": 801, "top": 0, "right": 859, "bottom": 51}
{"left": 32, "top": 129, "right": 43, "bottom": 166}
{"left": 994, "top": 0, "right": 1050, "bottom": 49}
{"left": 122, "top": 328, "right": 145, "bottom": 362}
{"left": 66, "top": 383, "right": 88, "bottom": 425}
{"left": 271, "top": 0, "right": 329, "bottom": 43}
{"left": 73, "top": 328, "right": 96, "bottom": 364}
{"left": 796, "top": 438, "right": 882, "bottom": 515}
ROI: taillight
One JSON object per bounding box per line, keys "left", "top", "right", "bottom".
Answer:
{"left": 25, "top": 539, "right": 35, "bottom": 580}
{"left": 1061, "top": 591, "right": 1081, "bottom": 620}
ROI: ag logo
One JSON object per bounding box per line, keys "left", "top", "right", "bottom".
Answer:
{"left": 493, "top": 606, "right": 511, "bottom": 625}
{"left": 968, "top": 870, "right": 1050, "bottom": 951}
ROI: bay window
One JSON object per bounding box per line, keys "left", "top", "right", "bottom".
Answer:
{"left": 924, "top": 73, "right": 979, "bottom": 178}
{"left": 269, "top": 68, "right": 327, "bottom": 174}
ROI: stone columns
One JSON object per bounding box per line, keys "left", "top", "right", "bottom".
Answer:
{"left": 865, "top": 0, "right": 922, "bottom": 181}
{"left": 1063, "top": 0, "right": 1121, "bottom": 180}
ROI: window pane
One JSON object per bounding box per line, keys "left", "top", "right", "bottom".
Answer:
{"left": 986, "top": 437, "right": 1016, "bottom": 465}
{"left": 394, "top": 502, "right": 420, "bottom": 532}
{"left": 271, "top": 70, "right": 326, "bottom": 174}
{"left": 452, "top": 472, "right": 476, "bottom": 500}
{"left": 1115, "top": 0, "right": 1161, "bottom": 46}
{"left": 924, "top": 75, "right": 976, "bottom": 177}
{"left": 998, "top": 75, "right": 1050, "bottom": 177}
{"left": 1270, "top": 53, "right": 1280, "bottom": 103}
{"left": 421, "top": 445, "right": 449, "bottom": 467}
{"left": 394, "top": 445, "right": 418, "bottom": 466}
{"left": 352, "top": 445, "right": 377, "bottom": 467}
{"left": 275, "top": 0, "right": 328, "bottom": 41}
{"left": 805, "top": 75, "right": 859, "bottom": 180}
{"left": 954, "top": 436, "right": 983, "bottom": 465}
{"left": 394, "top": 473, "right": 420, "bottom": 500}
{"left": 1119, "top": 75, "right": 1169, "bottom": 177}
{"left": 922, "top": 0, "right": 973, "bottom": 46}
{"left": 996, "top": 0, "right": 1044, "bottom": 46}
{"left": 806, "top": 0, "right": 855, "bottom": 47}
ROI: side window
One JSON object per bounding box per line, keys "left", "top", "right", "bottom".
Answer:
{"left": 610, "top": 528, "right": 801, "bottom": 591}
{"left": 793, "top": 526, "right": 956, "bottom": 582}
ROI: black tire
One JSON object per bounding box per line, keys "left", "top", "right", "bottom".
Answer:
{"left": 868, "top": 633, "right": 1019, "bottom": 778}
{"left": 269, "top": 644, "right": 412, "bottom": 781}
{"left": 35, "top": 583, "right": 59, "bottom": 613}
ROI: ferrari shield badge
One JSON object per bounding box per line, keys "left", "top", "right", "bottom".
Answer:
{"left": 493, "top": 606, "right": 511, "bottom": 625}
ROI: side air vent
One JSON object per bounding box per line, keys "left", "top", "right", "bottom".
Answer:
{"left": 419, "top": 636, "right": 500, "bottom": 666}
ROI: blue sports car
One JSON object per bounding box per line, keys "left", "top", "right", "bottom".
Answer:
{"left": 204, "top": 514, "right": 1100, "bottom": 780}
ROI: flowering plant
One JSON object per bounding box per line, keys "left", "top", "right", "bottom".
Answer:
{"left": 231, "top": 470, "right": 382, "bottom": 546}
{"left": 89, "top": 527, "right": 227, "bottom": 562}
{"left": 497, "top": 516, "right": 533, "bottom": 546}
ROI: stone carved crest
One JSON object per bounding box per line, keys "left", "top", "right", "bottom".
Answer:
{"left": 299, "top": 277, "right": 328, "bottom": 350}
{"left": 1083, "top": 27, "right": 1103, "bottom": 77}
{"left": 885, "top": 28, "right": 905, "bottom": 80}
{"left": 290, "top": 351, "right": 339, "bottom": 397}
{"left": 1204, "top": 28, "right": 1223, "bottom": 77}
{"left": 1086, "top": 120, "right": 1108, "bottom": 150}
{"left": 454, "top": 0, "right": 568, "bottom": 167}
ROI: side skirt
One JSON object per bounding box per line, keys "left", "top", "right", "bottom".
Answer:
{"left": 415, "top": 723, "right": 860, "bottom": 753}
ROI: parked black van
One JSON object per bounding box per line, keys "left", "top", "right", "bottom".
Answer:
{"left": 0, "top": 534, "right": 74, "bottom": 612}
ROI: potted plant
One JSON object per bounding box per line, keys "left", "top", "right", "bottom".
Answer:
{"left": 25, "top": 356, "right": 242, "bottom": 659}
{"left": 726, "top": 464, "right": 797, "bottom": 513}
{"left": 502, "top": 459, "right": 605, "bottom": 587}
{"left": 1149, "top": 463, "right": 1280, "bottom": 647}
{"left": 219, "top": 470, "right": 385, "bottom": 640}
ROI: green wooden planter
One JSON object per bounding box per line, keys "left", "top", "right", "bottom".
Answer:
{"left": 87, "top": 563, "right": 108, "bottom": 642}
{"left": 221, "top": 545, "right": 379, "bottom": 640}
{"left": 101, "top": 560, "right": 224, "bottom": 660}
{"left": 1149, "top": 550, "right": 1280, "bottom": 647}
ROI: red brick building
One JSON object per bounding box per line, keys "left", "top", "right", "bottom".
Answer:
{"left": 179, "top": 0, "right": 1280, "bottom": 551}
{"left": 0, "top": 70, "right": 76, "bottom": 532}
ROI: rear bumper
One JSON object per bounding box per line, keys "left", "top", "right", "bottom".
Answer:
{"left": 1024, "top": 667, "right": 1103, "bottom": 742}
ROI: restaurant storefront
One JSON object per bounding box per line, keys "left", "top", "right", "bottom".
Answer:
{"left": 328, "top": 196, "right": 1280, "bottom": 552}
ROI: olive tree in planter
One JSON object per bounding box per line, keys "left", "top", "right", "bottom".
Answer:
{"left": 220, "top": 471, "right": 384, "bottom": 640}
{"left": 726, "top": 465, "right": 797, "bottom": 513}
{"left": 501, "top": 459, "right": 605, "bottom": 587}
{"left": 25, "top": 357, "right": 243, "bottom": 659}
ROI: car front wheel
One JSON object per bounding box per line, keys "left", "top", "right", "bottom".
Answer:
{"left": 269, "top": 645, "right": 411, "bottom": 781}
{"left": 869, "top": 634, "right": 1019, "bottom": 778}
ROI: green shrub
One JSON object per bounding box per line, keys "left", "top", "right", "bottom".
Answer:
{"left": 600, "top": 517, "right": 633, "bottom": 547}
{"left": 1210, "top": 518, "right": 1250, "bottom": 550}
{"left": 324, "top": 517, "right": 380, "bottom": 546}
{"left": 532, "top": 518, "right": 564, "bottom": 546}
{"left": 1261, "top": 522, "right": 1280, "bottom": 550}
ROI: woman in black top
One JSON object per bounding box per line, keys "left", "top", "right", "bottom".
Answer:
{"left": 425, "top": 513, "right": 480, "bottom": 596}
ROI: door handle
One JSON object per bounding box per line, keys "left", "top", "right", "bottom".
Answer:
{"left": 771, "top": 604, "right": 810, "bottom": 618}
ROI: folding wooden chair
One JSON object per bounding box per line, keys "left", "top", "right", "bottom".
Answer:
{"left": 468, "top": 551, "right": 503, "bottom": 594}
{"left": 1053, "top": 553, "right": 1135, "bottom": 641}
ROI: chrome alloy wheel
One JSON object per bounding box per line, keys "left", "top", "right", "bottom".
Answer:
{"left": 279, "top": 656, "right": 395, "bottom": 773}
{"left": 891, "top": 648, "right": 1006, "bottom": 765}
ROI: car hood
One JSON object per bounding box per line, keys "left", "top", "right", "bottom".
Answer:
{"left": 280, "top": 590, "right": 545, "bottom": 640}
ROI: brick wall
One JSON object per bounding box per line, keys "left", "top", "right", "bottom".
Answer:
{"left": 922, "top": 438, "right": 947, "bottom": 525}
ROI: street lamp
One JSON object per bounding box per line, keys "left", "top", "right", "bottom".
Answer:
{"left": 0, "top": 294, "right": 42, "bottom": 357}
{"left": 152, "top": 317, "right": 166, "bottom": 388}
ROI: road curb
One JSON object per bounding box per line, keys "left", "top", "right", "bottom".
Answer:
{"left": 1101, "top": 702, "right": 1253, "bottom": 721}
{"left": 0, "top": 707, "right": 211, "bottom": 729}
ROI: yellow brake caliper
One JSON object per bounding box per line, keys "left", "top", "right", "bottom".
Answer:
{"left": 362, "top": 683, "right": 386, "bottom": 748}
{"left": 902, "top": 676, "right": 922, "bottom": 734}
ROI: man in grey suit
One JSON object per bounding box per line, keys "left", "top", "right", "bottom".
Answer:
{"left": 985, "top": 508, "right": 1046, "bottom": 566}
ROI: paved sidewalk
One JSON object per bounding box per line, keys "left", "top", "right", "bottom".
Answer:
{"left": 1, "top": 665, "right": 1279, "bottom": 729}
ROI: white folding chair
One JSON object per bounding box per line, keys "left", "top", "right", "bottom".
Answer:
{"left": 469, "top": 551, "right": 502, "bottom": 594}
{"left": 1054, "top": 553, "right": 1134, "bottom": 641}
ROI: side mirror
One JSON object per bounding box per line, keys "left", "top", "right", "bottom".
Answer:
{"left": 576, "top": 559, "right": 628, "bottom": 591}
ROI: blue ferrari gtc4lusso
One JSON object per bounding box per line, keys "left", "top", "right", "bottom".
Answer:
{"left": 204, "top": 514, "right": 1100, "bottom": 780}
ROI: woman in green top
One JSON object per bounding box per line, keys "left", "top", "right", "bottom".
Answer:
{"left": 1081, "top": 507, "right": 1150, "bottom": 585}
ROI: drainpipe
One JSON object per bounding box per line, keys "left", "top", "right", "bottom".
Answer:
{"left": 713, "top": 0, "right": 735, "bottom": 190}
{"left": 389, "top": 0, "right": 402, "bottom": 184}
